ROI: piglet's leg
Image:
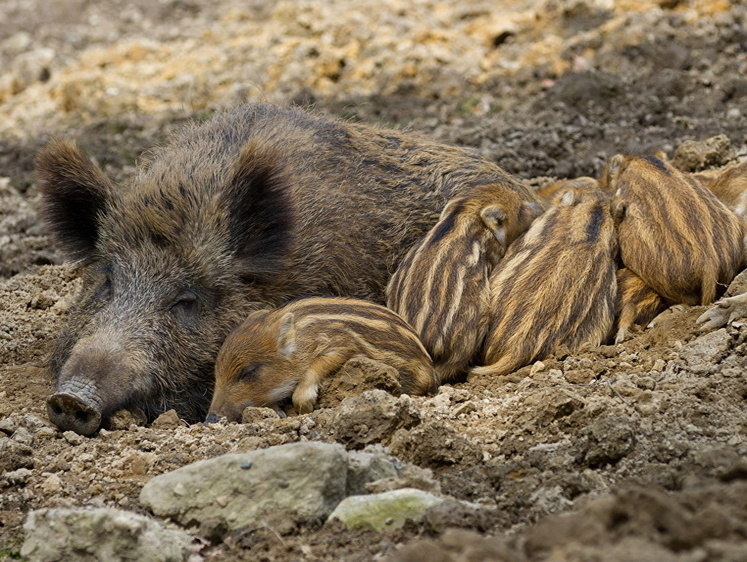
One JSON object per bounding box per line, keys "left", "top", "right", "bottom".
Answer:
{"left": 697, "top": 291, "right": 747, "bottom": 330}
{"left": 292, "top": 352, "right": 349, "bottom": 414}
{"left": 614, "top": 268, "right": 667, "bottom": 344}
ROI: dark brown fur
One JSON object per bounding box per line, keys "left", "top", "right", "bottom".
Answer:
{"left": 472, "top": 186, "right": 619, "bottom": 376}
{"left": 208, "top": 297, "right": 437, "bottom": 420}
{"left": 600, "top": 154, "right": 743, "bottom": 306}
{"left": 38, "top": 103, "right": 540, "bottom": 434}
{"left": 386, "top": 184, "right": 540, "bottom": 383}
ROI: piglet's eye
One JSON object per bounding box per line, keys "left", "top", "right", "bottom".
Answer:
{"left": 238, "top": 363, "right": 260, "bottom": 381}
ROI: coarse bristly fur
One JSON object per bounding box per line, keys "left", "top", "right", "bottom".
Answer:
{"left": 37, "top": 103, "right": 540, "bottom": 434}
{"left": 535, "top": 176, "right": 598, "bottom": 207}
{"left": 208, "top": 297, "right": 438, "bottom": 421}
{"left": 692, "top": 161, "right": 747, "bottom": 216}
{"left": 613, "top": 267, "right": 667, "bottom": 344}
{"left": 599, "top": 154, "right": 744, "bottom": 307}
{"left": 472, "top": 186, "right": 620, "bottom": 377}
{"left": 386, "top": 183, "right": 541, "bottom": 383}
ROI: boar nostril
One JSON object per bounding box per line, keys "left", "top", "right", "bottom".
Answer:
{"left": 75, "top": 410, "right": 91, "bottom": 424}
{"left": 47, "top": 392, "right": 102, "bottom": 436}
{"left": 204, "top": 412, "right": 219, "bottom": 425}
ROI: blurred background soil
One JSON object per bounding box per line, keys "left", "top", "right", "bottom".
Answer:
{"left": 1, "top": 0, "right": 747, "bottom": 560}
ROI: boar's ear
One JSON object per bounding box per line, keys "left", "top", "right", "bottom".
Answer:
{"left": 224, "top": 141, "right": 294, "bottom": 282}
{"left": 277, "top": 312, "right": 297, "bottom": 357}
{"left": 35, "top": 139, "right": 114, "bottom": 263}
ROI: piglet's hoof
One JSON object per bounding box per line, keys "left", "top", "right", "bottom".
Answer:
{"left": 697, "top": 292, "right": 747, "bottom": 331}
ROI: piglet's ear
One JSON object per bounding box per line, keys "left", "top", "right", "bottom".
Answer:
{"left": 610, "top": 196, "right": 627, "bottom": 224}
{"left": 224, "top": 141, "right": 295, "bottom": 283}
{"left": 600, "top": 154, "right": 626, "bottom": 191}
{"left": 277, "top": 312, "right": 297, "bottom": 357}
{"left": 480, "top": 205, "right": 507, "bottom": 236}
{"left": 36, "top": 139, "right": 114, "bottom": 264}
{"left": 558, "top": 188, "right": 579, "bottom": 207}
{"left": 518, "top": 201, "right": 542, "bottom": 228}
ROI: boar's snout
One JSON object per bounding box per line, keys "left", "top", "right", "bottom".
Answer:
{"left": 47, "top": 391, "right": 102, "bottom": 436}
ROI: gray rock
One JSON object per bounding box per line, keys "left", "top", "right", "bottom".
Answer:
{"left": 0, "top": 416, "right": 16, "bottom": 435}
{"left": 327, "top": 488, "right": 445, "bottom": 532}
{"left": 11, "top": 426, "right": 32, "bottom": 446}
{"left": 140, "top": 441, "right": 348, "bottom": 530}
{"left": 346, "top": 450, "right": 399, "bottom": 496}
{"left": 680, "top": 329, "right": 731, "bottom": 371}
{"left": 4, "top": 467, "right": 32, "bottom": 486}
{"left": 21, "top": 507, "right": 191, "bottom": 562}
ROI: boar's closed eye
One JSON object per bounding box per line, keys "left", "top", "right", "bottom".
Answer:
{"left": 94, "top": 275, "right": 113, "bottom": 302}
{"left": 169, "top": 290, "right": 199, "bottom": 320}
{"left": 238, "top": 362, "right": 261, "bottom": 381}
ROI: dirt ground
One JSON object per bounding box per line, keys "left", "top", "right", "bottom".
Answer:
{"left": 1, "top": 0, "right": 747, "bottom": 560}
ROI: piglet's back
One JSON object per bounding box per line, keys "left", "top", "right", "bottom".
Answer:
{"left": 387, "top": 184, "right": 540, "bottom": 383}
{"left": 602, "top": 155, "right": 743, "bottom": 306}
{"left": 474, "top": 188, "right": 618, "bottom": 376}
{"left": 286, "top": 297, "right": 437, "bottom": 395}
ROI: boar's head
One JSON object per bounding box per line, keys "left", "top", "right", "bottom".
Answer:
{"left": 37, "top": 138, "right": 294, "bottom": 435}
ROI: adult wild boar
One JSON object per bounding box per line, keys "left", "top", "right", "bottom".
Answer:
{"left": 38, "top": 102, "right": 539, "bottom": 435}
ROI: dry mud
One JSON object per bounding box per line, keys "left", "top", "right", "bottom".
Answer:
{"left": 1, "top": 0, "right": 747, "bottom": 560}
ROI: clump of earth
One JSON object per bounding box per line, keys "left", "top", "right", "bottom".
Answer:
{"left": 2, "top": 0, "right": 747, "bottom": 560}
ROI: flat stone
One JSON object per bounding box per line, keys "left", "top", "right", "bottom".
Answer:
{"left": 21, "top": 507, "right": 191, "bottom": 562}
{"left": 140, "top": 441, "right": 348, "bottom": 530}
{"left": 327, "top": 488, "right": 444, "bottom": 532}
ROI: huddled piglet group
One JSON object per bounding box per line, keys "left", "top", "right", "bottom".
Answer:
{"left": 210, "top": 153, "right": 747, "bottom": 420}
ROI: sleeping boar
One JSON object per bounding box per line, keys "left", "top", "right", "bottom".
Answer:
{"left": 37, "top": 102, "right": 539, "bottom": 435}
{"left": 207, "top": 297, "right": 438, "bottom": 421}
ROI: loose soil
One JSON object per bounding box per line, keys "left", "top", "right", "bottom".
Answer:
{"left": 1, "top": 1, "right": 747, "bottom": 560}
